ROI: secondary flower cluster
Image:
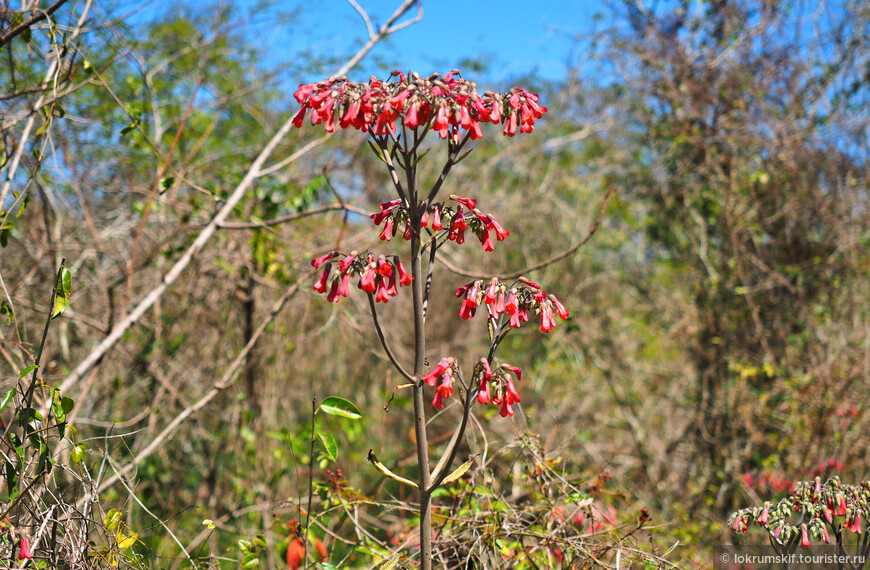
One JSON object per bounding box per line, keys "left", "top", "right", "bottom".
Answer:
{"left": 292, "top": 70, "right": 547, "bottom": 139}
{"left": 729, "top": 476, "right": 869, "bottom": 549}
{"left": 456, "top": 277, "right": 569, "bottom": 332}
{"left": 311, "top": 251, "right": 412, "bottom": 303}
{"left": 371, "top": 195, "right": 509, "bottom": 252}
{"left": 421, "top": 357, "right": 523, "bottom": 417}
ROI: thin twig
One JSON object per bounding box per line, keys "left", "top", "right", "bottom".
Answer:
{"left": 366, "top": 294, "right": 414, "bottom": 381}
{"left": 439, "top": 187, "right": 615, "bottom": 279}
{"left": 304, "top": 395, "right": 316, "bottom": 570}
{"left": 0, "top": 0, "right": 72, "bottom": 49}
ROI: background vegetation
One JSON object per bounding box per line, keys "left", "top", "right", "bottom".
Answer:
{"left": 0, "top": 0, "right": 867, "bottom": 567}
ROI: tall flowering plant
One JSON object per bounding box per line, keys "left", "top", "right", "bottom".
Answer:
{"left": 295, "top": 70, "right": 562, "bottom": 568}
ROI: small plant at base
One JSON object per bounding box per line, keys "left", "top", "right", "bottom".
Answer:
{"left": 295, "top": 69, "right": 561, "bottom": 569}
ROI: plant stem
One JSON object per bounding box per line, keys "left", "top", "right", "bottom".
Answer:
{"left": 410, "top": 202, "right": 433, "bottom": 570}
{"left": 304, "top": 395, "right": 316, "bottom": 570}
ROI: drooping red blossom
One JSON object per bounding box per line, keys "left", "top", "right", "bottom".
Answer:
{"left": 432, "top": 368, "right": 455, "bottom": 409}
{"left": 395, "top": 257, "right": 413, "bottom": 286}
{"left": 421, "top": 358, "right": 453, "bottom": 387}
{"left": 313, "top": 267, "right": 330, "bottom": 294}
{"left": 18, "top": 537, "right": 31, "bottom": 561}
{"left": 800, "top": 524, "right": 811, "bottom": 549}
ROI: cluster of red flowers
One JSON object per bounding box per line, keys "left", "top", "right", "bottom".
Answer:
{"left": 742, "top": 471, "right": 794, "bottom": 494}
{"left": 292, "top": 70, "right": 547, "bottom": 139}
{"left": 455, "top": 277, "right": 569, "bottom": 332}
{"left": 421, "top": 357, "right": 523, "bottom": 417}
{"left": 311, "top": 251, "right": 412, "bottom": 303}
{"left": 475, "top": 359, "right": 522, "bottom": 417}
{"left": 730, "top": 475, "right": 868, "bottom": 549}
{"left": 371, "top": 195, "right": 509, "bottom": 252}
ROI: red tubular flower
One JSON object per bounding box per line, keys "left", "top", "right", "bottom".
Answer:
{"left": 519, "top": 307, "right": 529, "bottom": 323}
{"left": 823, "top": 506, "right": 833, "bottom": 524}
{"left": 490, "top": 218, "right": 510, "bottom": 241}
{"left": 494, "top": 291, "right": 505, "bottom": 314}
{"left": 758, "top": 506, "right": 769, "bottom": 525}
{"left": 449, "top": 209, "right": 467, "bottom": 244}
{"left": 339, "top": 253, "right": 356, "bottom": 273}
{"left": 375, "top": 278, "right": 390, "bottom": 303}
{"left": 314, "top": 267, "right": 330, "bottom": 294}
{"left": 451, "top": 196, "right": 477, "bottom": 209}
{"left": 490, "top": 98, "right": 502, "bottom": 123}
{"left": 359, "top": 268, "right": 377, "bottom": 293}
{"left": 340, "top": 99, "right": 361, "bottom": 128}
{"left": 732, "top": 517, "right": 742, "bottom": 532}
{"left": 420, "top": 210, "right": 429, "bottom": 228}
{"left": 311, "top": 252, "right": 336, "bottom": 269}
{"left": 422, "top": 358, "right": 452, "bottom": 387}
{"left": 550, "top": 295, "right": 570, "bottom": 319}
{"left": 505, "top": 290, "right": 518, "bottom": 315}
{"left": 404, "top": 100, "right": 420, "bottom": 128}
{"left": 395, "top": 257, "right": 413, "bottom": 286}
{"left": 822, "top": 526, "right": 831, "bottom": 544}
{"left": 479, "top": 230, "right": 494, "bottom": 252}
{"left": 509, "top": 310, "right": 522, "bottom": 328}
{"left": 502, "top": 364, "right": 522, "bottom": 384}
{"left": 292, "top": 105, "right": 307, "bottom": 128}
{"left": 432, "top": 369, "right": 454, "bottom": 409}
{"left": 379, "top": 217, "right": 394, "bottom": 241}
{"left": 458, "top": 283, "right": 480, "bottom": 319}
{"left": 800, "top": 524, "right": 811, "bottom": 549}
{"left": 434, "top": 104, "right": 450, "bottom": 138}
{"left": 385, "top": 272, "right": 398, "bottom": 298}
{"left": 431, "top": 206, "right": 443, "bottom": 230}
{"left": 377, "top": 256, "right": 393, "bottom": 277}
{"left": 18, "top": 537, "right": 31, "bottom": 561}
{"left": 848, "top": 515, "right": 862, "bottom": 534}
{"left": 337, "top": 273, "right": 351, "bottom": 298}
{"left": 499, "top": 397, "right": 514, "bottom": 417}
{"left": 477, "top": 379, "right": 491, "bottom": 404}
{"left": 839, "top": 496, "right": 848, "bottom": 516}
{"left": 294, "top": 83, "right": 315, "bottom": 104}
{"left": 503, "top": 111, "right": 518, "bottom": 136}
{"left": 326, "top": 278, "right": 341, "bottom": 302}
{"left": 459, "top": 297, "right": 477, "bottom": 320}
{"left": 483, "top": 279, "right": 499, "bottom": 305}
{"left": 403, "top": 222, "right": 412, "bottom": 240}
{"left": 539, "top": 303, "right": 557, "bottom": 333}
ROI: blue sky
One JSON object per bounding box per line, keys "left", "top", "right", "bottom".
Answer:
{"left": 272, "top": 0, "right": 611, "bottom": 83}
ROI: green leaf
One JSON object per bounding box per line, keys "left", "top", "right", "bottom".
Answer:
{"left": 367, "top": 449, "right": 417, "bottom": 488}
{"left": 319, "top": 433, "right": 337, "bottom": 462}
{"left": 440, "top": 457, "right": 475, "bottom": 486}
{"left": 52, "top": 268, "right": 72, "bottom": 319}
{"left": 105, "top": 509, "right": 123, "bottom": 531}
{"left": 71, "top": 444, "right": 85, "bottom": 463}
{"left": 0, "top": 300, "right": 13, "bottom": 323}
{"left": 61, "top": 267, "right": 71, "bottom": 295}
{"left": 319, "top": 397, "right": 362, "bottom": 419}
{"left": 19, "top": 364, "right": 37, "bottom": 379}
{"left": 0, "top": 389, "right": 15, "bottom": 412}
{"left": 120, "top": 119, "right": 140, "bottom": 135}
{"left": 241, "top": 554, "right": 259, "bottom": 569}
{"left": 117, "top": 531, "right": 137, "bottom": 549}
{"left": 61, "top": 396, "right": 75, "bottom": 414}
{"left": 159, "top": 176, "right": 175, "bottom": 193}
